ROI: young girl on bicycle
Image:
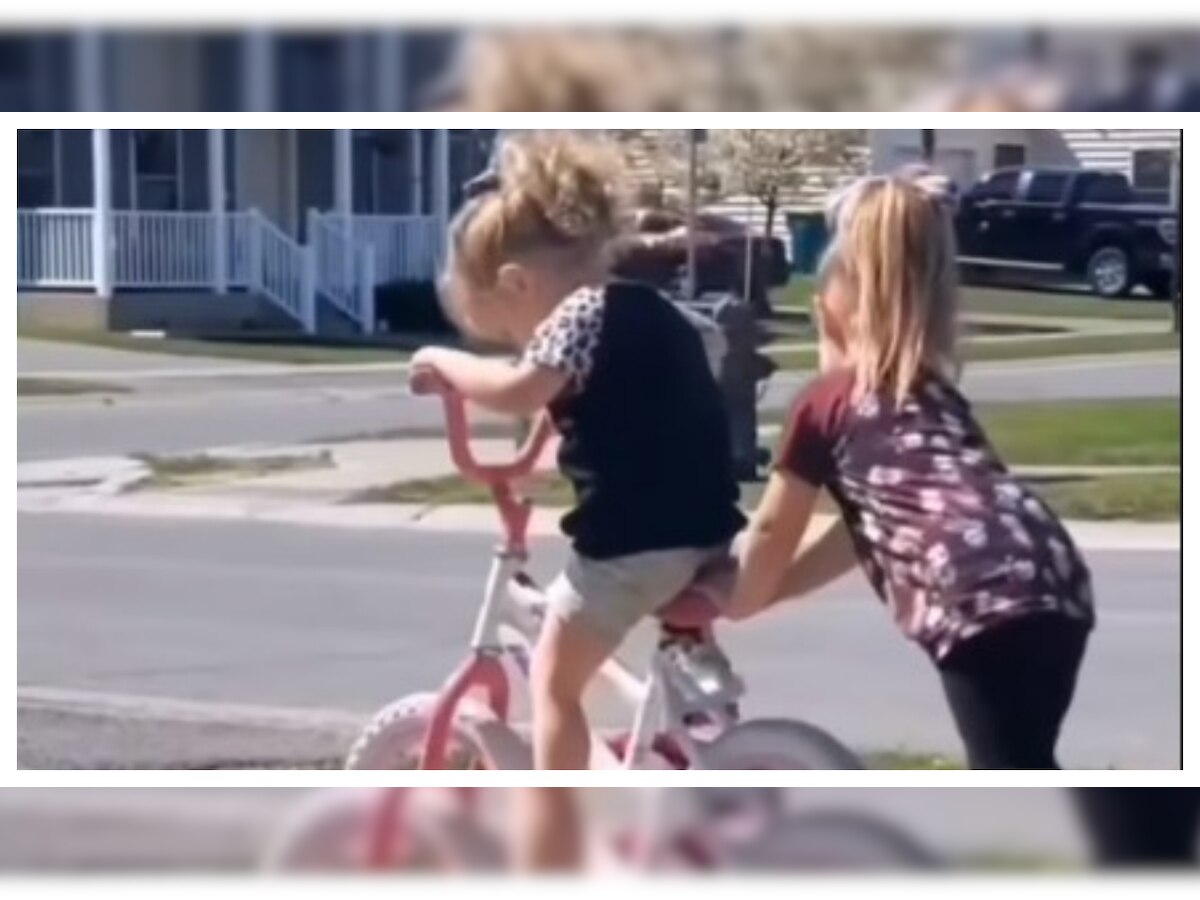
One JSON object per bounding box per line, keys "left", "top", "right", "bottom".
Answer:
{"left": 411, "top": 132, "right": 745, "bottom": 863}
{"left": 729, "top": 168, "right": 1095, "bottom": 770}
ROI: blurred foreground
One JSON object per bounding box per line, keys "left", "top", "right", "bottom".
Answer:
{"left": 0, "top": 788, "right": 1196, "bottom": 873}
{"left": 2, "top": 26, "right": 1198, "bottom": 112}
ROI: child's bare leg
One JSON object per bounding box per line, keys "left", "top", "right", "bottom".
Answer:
{"left": 514, "top": 614, "right": 613, "bottom": 869}
{"left": 513, "top": 788, "right": 584, "bottom": 872}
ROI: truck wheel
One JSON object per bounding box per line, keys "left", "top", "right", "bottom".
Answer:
{"left": 1086, "top": 245, "right": 1133, "bottom": 298}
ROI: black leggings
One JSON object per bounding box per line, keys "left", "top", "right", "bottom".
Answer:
{"left": 1073, "top": 789, "right": 1200, "bottom": 867}
{"left": 936, "top": 614, "right": 1090, "bottom": 769}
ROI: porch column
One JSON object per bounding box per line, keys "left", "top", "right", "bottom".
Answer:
{"left": 243, "top": 30, "right": 275, "bottom": 112}
{"left": 410, "top": 130, "right": 423, "bottom": 214}
{"left": 333, "top": 128, "right": 355, "bottom": 288}
{"left": 72, "top": 29, "right": 104, "bottom": 111}
{"left": 334, "top": 129, "right": 354, "bottom": 218}
{"left": 375, "top": 32, "right": 405, "bottom": 111}
{"left": 208, "top": 129, "right": 228, "bottom": 293}
{"left": 433, "top": 128, "right": 451, "bottom": 233}
{"left": 91, "top": 129, "right": 113, "bottom": 299}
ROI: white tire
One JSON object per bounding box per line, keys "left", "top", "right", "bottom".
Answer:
{"left": 345, "top": 692, "right": 531, "bottom": 770}
{"left": 262, "top": 788, "right": 506, "bottom": 872}
{"left": 696, "top": 718, "right": 865, "bottom": 770}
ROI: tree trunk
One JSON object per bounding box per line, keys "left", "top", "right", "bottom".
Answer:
{"left": 764, "top": 191, "right": 778, "bottom": 239}
{"left": 1172, "top": 295, "right": 1181, "bottom": 334}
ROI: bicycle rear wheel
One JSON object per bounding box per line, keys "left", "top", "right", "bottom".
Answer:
{"left": 724, "top": 809, "right": 941, "bottom": 870}
{"left": 697, "top": 718, "right": 865, "bottom": 770}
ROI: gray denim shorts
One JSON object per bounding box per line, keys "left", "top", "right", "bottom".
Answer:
{"left": 545, "top": 544, "right": 731, "bottom": 645}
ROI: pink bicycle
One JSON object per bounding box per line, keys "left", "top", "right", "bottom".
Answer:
{"left": 264, "top": 787, "right": 940, "bottom": 872}
{"left": 340, "top": 376, "right": 863, "bottom": 772}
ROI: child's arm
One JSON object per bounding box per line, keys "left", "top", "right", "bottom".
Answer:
{"left": 775, "top": 518, "right": 859, "bottom": 603}
{"left": 412, "top": 347, "right": 567, "bottom": 418}
{"left": 727, "top": 470, "right": 819, "bottom": 621}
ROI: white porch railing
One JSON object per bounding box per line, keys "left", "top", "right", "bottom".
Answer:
{"left": 308, "top": 210, "right": 377, "bottom": 333}
{"left": 17, "top": 209, "right": 95, "bottom": 287}
{"left": 18, "top": 207, "right": 444, "bottom": 334}
{"left": 313, "top": 212, "right": 443, "bottom": 285}
{"left": 112, "top": 211, "right": 230, "bottom": 288}
{"left": 247, "top": 210, "right": 315, "bottom": 331}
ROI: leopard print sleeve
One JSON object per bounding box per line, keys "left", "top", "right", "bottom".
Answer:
{"left": 521, "top": 287, "right": 605, "bottom": 392}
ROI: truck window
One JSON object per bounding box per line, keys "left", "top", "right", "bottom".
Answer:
{"left": 1078, "top": 174, "right": 1132, "bottom": 204}
{"left": 1025, "top": 172, "right": 1069, "bottom": 203}
{"left": 993, "top": 144, "right": 1026, "bottom": 169}
{"left": 972, "top": 170, "right": 1019, "bottom": 201}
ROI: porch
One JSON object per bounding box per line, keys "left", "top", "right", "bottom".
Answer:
{"left": 16, "top": 128, "right": 473, "bottom": 335}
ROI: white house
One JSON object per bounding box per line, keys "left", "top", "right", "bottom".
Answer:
{"left": 17, "top": 128, "right": 496, "bottom": 335}
{"left": 868, "top": 129, "right": 1181, "bottom": 198}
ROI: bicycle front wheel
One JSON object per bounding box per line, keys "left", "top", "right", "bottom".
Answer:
{"left": 262, "top": 788, "right": 505, "bottom": 872}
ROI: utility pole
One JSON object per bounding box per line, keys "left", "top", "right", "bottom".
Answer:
{"left": 685, "top": 129, "right": 706, "bottom": 301}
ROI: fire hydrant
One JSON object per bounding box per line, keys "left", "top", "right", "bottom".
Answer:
{"left": 712, "top": 294, "right": 777, "bottom": 482}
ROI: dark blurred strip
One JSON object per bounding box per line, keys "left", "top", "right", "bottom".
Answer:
{"left": 1, "top": 27, "right": 1197, "bottom": 111}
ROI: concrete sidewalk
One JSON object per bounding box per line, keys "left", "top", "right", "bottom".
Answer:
{"left": 16, "top": 435, "right": 1180, "bottom": 551}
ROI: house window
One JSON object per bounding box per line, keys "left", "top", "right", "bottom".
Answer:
{"left": 1132, "top": 149, "right": 1174, "bottom": 192}
{"left": 993, "top": 143, "right": 1026, "bottom": 169}
{"left": 131, "top": 129, "right": 181, "bottom": 210}
{"left": 17, "top": 129, "right": 59, "bottom": 207}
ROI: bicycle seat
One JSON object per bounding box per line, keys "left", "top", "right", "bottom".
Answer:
{"left": 657, "top": 558, "right": 737, "bottom": 629}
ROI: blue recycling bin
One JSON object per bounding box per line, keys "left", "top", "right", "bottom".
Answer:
{"left": 788, "top": 213, "right": 830, "bottom": 276}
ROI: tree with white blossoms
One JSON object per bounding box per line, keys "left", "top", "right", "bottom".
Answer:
{"left": 705, "top": 129, "right": 864, "bottom": 238}
{"left": 632, "top": 129, "right": 864, "bottom": 238}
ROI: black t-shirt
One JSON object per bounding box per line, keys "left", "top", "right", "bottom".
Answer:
{"left": 523, "top": 281, "right": 746, "bottom": 559}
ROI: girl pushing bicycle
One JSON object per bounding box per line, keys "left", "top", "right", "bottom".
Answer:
{"left": 730, "top": 167, "right": 1096, "bottom": 770}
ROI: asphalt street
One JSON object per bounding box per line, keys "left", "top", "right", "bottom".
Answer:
{"left": 18, "top": 514, "right": 1181, "bottom": 769}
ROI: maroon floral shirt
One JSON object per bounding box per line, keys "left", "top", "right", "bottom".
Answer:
{"left": 779, "top": 368, "right": 1095, "bottom": 660}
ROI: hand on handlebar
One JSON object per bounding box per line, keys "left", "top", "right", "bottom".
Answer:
{"left": 409, "top": 361, "right": 451, "bottom": 397}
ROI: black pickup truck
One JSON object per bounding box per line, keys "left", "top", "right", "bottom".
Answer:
{"left": 955, "top": 167, "right": 1178, "bottom": 298}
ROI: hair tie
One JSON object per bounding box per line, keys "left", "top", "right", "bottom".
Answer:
{"left": 463, "top": 170, "right": 501, "bottom": 200}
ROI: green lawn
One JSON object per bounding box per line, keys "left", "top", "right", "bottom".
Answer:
{"left": 1036, "top": 473, "right": 1179, "bottom": 522}
{"left": 762, "top": 397, "right": 1179, "bottom": 468}
{"left": 983, "top": 398, "right": 1179, "bottom": 467}
{"left": 17, "top": 377, "right": 129, "bottom": 397}
{"left": 768, "top": 331, "right": 1179, "bottom": 371}
{"left": 20, "top": 326, "right": 414, "bottom": 365}
{"left": 134, "top": 451, "right": 332, "bottom": 489}
{"left": 865, "top": 750, "right": 964, "bottom": 770}
{"left": 776, "top": 278, "right": 1170, "bottom": 321}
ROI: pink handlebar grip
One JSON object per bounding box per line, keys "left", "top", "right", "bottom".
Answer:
{"left": 411, "top": 373, "right": 553, "bottom": 485}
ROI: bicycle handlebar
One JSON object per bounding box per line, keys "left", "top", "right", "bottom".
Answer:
{"left": 411, "top": 369, "right": 554, "bottom": 486}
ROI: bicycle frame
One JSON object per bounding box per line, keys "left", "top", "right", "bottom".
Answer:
{"left": 406, "top": 378, "right": 731, "bottom": 773}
